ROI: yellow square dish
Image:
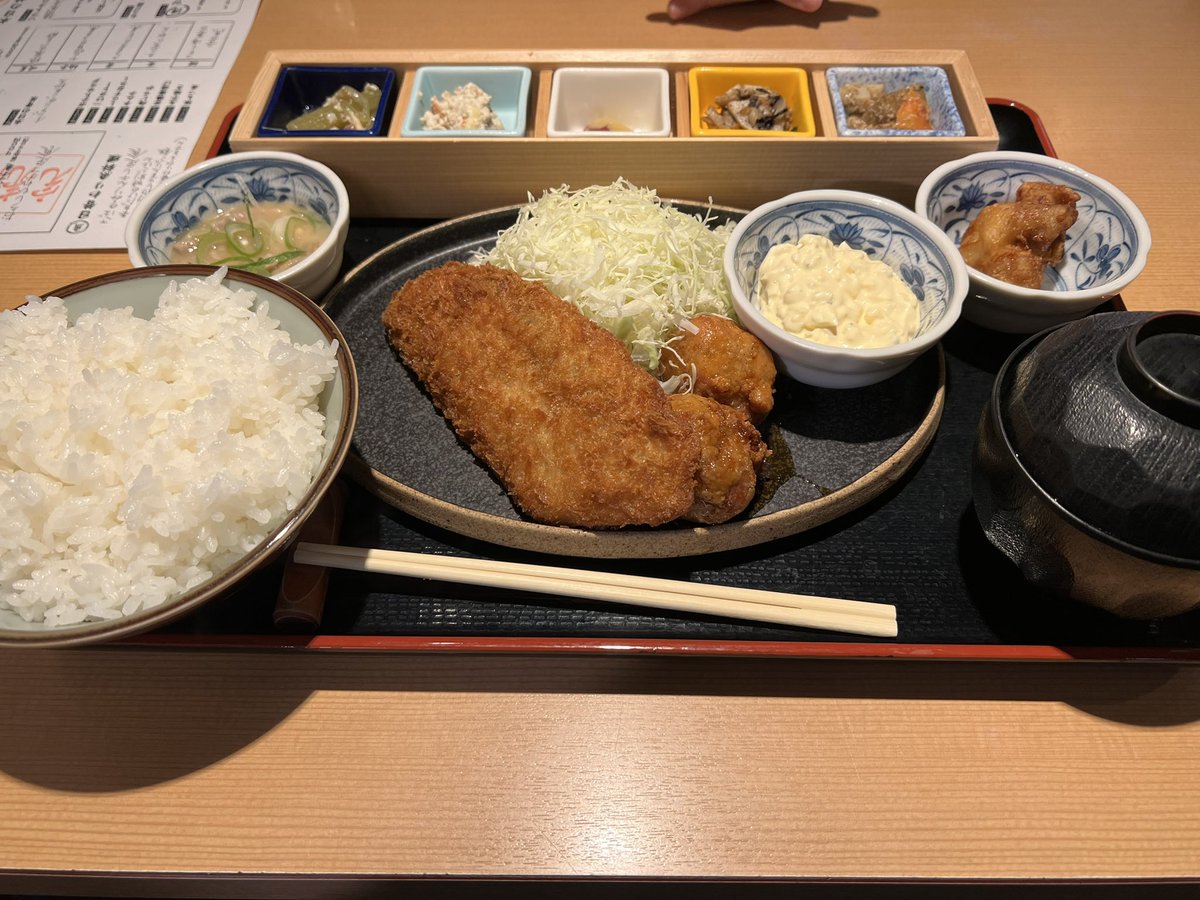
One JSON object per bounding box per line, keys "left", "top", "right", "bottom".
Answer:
{"left": 688, "top": 66, "right": 815, "bottom": 137}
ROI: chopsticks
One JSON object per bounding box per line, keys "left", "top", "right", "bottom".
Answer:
{"left": 293, "top": 542, "right": 898, "bottom": 638}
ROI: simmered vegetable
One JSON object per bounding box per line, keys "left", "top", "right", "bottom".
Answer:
{"left": 704, "top": 84, "right": 793, "bottom": 132}
{"left": 840, "top": 83, "right": 932, "bottom": 130}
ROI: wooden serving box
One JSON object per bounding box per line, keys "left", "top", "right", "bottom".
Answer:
{"left": 230, "top": 49, "right": 999, "bottom": 218}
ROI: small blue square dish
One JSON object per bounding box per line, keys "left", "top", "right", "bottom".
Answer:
{"left": 826, "top": 66, "right": 965, "bottom": 137}
{"left": 256, "top": 65, "right": 396, "bottom": 137}
{"left": 401, "top": 66, "right": 531, "bottom": 138}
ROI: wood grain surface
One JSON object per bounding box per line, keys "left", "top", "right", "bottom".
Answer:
{"left": 3, "top": 0, "right": 1200, "bottom": 892}
{"left": 2, "top": 650, "right": 1200, "bottom": 885}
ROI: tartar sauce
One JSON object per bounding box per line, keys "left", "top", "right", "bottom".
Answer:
{"left": 756, "top": 234, "right": 920, "bottom": 349}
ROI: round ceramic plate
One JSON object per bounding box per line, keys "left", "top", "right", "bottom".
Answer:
{"left": 323, "top": 203, "right": 944, "bottom": 559}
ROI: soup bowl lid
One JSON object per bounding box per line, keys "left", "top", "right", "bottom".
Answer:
{"left": 993, "top": 310, "right": 1200, "bottom": 567}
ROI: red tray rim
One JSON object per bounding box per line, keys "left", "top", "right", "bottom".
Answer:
{"left": 122, "top": 632, "right": 1200, "bottom": 662}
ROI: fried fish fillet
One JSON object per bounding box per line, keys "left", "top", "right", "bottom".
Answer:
{"left": 382, "top": 262, "right": 701, "bottom": 529}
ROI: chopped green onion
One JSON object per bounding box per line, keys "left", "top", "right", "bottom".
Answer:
{"left": 225, "top": 221, "right": 263, "bottom": 256}
{"left": 283, "top": 215, "right": 315, "bottom": 251}
{"left": 171, "top": 187, "right": 327, "bottom": 276}
{"left": 240, "top": 249, "right": 305, "bottom": 275}
{"left": 195, "top": 234, "right": 232, "bottom": 265}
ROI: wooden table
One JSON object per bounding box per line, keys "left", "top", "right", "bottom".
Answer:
{"left": 3, "top": 1, "right": 1200, "bottom": 894}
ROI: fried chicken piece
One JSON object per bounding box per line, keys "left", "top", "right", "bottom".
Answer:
{"left": 959, "top": 181, "right": 1081, "bottom": 289}
{"left": 382, "top": 262, "right": 701, "bottom": 529}
{"left": 659, "top": 315, "right": 777, "bottom": 425}
{"left": 668, "top": 393, "right": 769, "bottom": 525}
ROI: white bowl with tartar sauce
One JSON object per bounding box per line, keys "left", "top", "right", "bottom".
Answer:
{"left": 725, "top": 189, "right": 967, "bottom": 389}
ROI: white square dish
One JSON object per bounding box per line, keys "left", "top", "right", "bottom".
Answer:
{"left": 548, "top": 67, "right": 671, "bottom": 138}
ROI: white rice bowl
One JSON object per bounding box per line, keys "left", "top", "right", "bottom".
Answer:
{"left": 0, "top": 267, "right": 354, "bottom": 640}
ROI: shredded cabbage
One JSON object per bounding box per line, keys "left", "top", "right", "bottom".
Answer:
{"left": 474, "top": 179, "right": 735, "bottom": 372}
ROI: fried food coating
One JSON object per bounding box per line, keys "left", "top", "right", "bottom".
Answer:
{"left": 668, "top": 393, "right": 769, "bottom": 525}
{"left": 659, "top": 314, "right": 776, "bottom": 424}
{"left": 959, "top": 181, "right": 1081, "bottom": 289}
{"left": 382, "top": 262, "right": 701, "bottom": 529}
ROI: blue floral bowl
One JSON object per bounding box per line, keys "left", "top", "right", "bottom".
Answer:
{"left": 826, "top": 66, "right": 965, "bottom": 137}
{"left": 916, "top": 151, "right": 1152, "bottom": 333}
{"left": 724, "top": 189, "right": 967, "bottom": 388}
{"left": 126, "top": 151, "right": 350, "bottom": 300}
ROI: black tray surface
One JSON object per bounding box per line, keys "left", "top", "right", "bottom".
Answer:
{"left": 158, "top": 103, "right": 1200, "bottom": 651}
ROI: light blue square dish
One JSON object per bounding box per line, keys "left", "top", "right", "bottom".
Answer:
{"left": 401, "top": 66, "right": 531, "bottom": 137}
{"left": 826, "top": 66, "right": 965, "bottom": 137}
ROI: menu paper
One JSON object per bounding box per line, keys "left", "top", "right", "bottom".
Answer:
{"left": 0, "top": 0, "right": 260, "bottom": 251}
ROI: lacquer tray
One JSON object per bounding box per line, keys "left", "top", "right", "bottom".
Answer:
{"left": 129, "top": 100, "right": 1200, "bottom": 662}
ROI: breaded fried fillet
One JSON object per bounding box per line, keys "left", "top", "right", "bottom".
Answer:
{"left": 382, "top": 262, "right": 701, "bottom": 529}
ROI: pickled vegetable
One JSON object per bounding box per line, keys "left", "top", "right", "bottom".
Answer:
{"left": 286, "top": 83, "right": 382, "bottom": 131}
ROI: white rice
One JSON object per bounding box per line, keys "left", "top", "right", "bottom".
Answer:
{"left": 0, "top": 269, "right": 339, "bottom": 627}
